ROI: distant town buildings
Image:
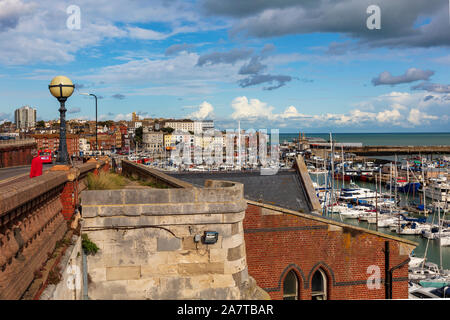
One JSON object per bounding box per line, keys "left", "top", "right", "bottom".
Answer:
{"left": 2, "top": 108, "right": 219, "bottom": 158}
{"left": 15, "top": 106, "right": 36, "bottom": 130}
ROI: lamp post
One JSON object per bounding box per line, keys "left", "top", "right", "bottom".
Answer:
{"left": 48, "top": 76, "right": 74, "bottom": 165}
{"left": 80, "top": 93, "right": 98, "bottom": 154}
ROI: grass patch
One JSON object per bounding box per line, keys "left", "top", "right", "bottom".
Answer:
{"left": 82, "top": 234, "right": 99, "bottom": 255}
{"left": 87, "top": 171, "right": 126, "bottom": 190}
{"left": 137, "top": 180, "right": 170, "bottom": 189}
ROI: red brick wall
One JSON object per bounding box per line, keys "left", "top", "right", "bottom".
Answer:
{"left": 0, "top": 144, "right": 34, "bottom": 168}
{"left": 243, "top": 203, "right": 410, "bottom": 300}
{"left": 60, "top": 181, "right": 76, "bottom": 220}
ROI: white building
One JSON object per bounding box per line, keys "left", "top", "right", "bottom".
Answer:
{"left": 193, "top": 120, "right": 214, "bottom": 133}
{"left": 14, "top": 106, "right": 36, "bottom": 129}
{"left": 165, "top": 120, "right": 194, "bottom": 133}
{"left": 79, "top": 138, "right": 90, "bottom": 152}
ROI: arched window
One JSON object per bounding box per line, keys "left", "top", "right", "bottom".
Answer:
{"left": 283, "top": 270, "right": 299, "bottom": 300}
{"left": 311, "top": 269, "right": 327, "bottom": 300}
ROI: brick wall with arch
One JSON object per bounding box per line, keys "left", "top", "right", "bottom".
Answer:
{"left": 243, "top": 201, "right": 415, "bottom": 300}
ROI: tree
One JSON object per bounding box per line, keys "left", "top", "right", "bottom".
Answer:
{"left": 134, "top": 126, "right": 143, "bottom": 145}
{"left": 36, "top": 120, "right": 45, "bottom": 128}
{"left": 161, "top": 127, "right": 174, "bottom": 134}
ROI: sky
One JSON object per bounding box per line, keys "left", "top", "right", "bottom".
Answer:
{"left": 0, "top": 0, "right": 449, "bottom": 133}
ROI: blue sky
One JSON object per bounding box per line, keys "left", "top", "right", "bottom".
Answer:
{"left": 0, "top": 0, "right": 449, "bottom": 132}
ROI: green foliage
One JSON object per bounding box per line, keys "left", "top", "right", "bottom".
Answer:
{"left": 134, "top": 126, "right": 143, "bottom": 144}
{"left": 87, "top": 171, "right": 126, "bottom": 190}
{"left": 138, "top": 180, "right": 169, "bottom": 189}
{"left": 36, "top": 120, "right": 46, "bottom": 128}
{"left": 82, "top": 234, "right": 99, "bottom": 255}
{"left": 161, "top": 127, "right": 174, "bottom": 134}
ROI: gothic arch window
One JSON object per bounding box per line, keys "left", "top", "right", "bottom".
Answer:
{"left": 283, "top": 270, "right": 299, "bottom": 300}
{"left": 311, "top": 268, "right": 327, "bottom": 300}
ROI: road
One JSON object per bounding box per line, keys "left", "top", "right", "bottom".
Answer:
{"left": 0, "top": 164, "right": 54, "bottom": 187}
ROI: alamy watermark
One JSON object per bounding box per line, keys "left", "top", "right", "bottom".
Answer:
{"left": 366, "top": 5, "right": 381, "bottom": 30}
{"left": 366, "top": 265, "right": 381, "bottom": 290}
{"left": 66, "top": 5, "right": 81, "bottom": 30}
{"left": 168, "top": 128, "right": 280, "bottom": 175}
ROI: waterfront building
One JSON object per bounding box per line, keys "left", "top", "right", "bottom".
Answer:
{"left": 164, "top": 119, "right": 194, "bottom": 133}
{"left": 143, "top": 129, "right": 164, "bottom": 154}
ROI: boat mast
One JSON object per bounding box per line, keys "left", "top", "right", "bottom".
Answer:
{"left": 341, "top": 145, "right": 344, "bottom": 195}
{"left": 438, "top": 203, "right": 442, "bottom": 271}
{"left": 376, "top": 168, "right": 379, "bottom": 231}
{"left": 330, "top": 133, "right": 335, "bottom": 210}
{"left": 394, "top": 154, "right": 398, "bottom": 206}
{"left": 422, "top": 160, "right": 426, "bottom": 216}
{"left": 390, "top": 162, "right": 393, "bottom": 215}
{"left": 238, "top": 120, "right": 241, "bottom": 168}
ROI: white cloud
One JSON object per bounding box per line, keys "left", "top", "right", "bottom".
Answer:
{"left": 114, "top": 113, "right": 132, "bottom": 121}
{"left": 224, "top": 92, "right": 449, "bottom": 129}
{"left": 187, "top": 101, "right": 214, "bottom": 120}
{"left": 231, "top": 96, "right": 274, "bottom": 120}
{"left": 407, "top": 108, "right": 438, "bottom": 125}
{"left": 126, "top": 26, "right": 170, "bottom": 40}
{"left": 0, "top": 0, "right": 221, "bottom": 65}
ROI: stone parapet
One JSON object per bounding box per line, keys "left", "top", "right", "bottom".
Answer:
{"left": 0, "top": 158, "right": 108, "bottom": 299}
{"left": 81, "top": 179, "right": 267, "bottom": 300}
{"left": 121, "top": 160, "right": 193, "bottom": 188}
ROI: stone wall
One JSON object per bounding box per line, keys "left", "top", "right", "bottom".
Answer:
{"left": 39, "top": 235, "right": 84, "bottom": 300}
{"left": 81, "top": 180, "right": 268, "bottom": 300}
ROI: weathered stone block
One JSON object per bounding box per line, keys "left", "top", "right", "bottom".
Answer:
{"left": 227, "top": 243, "right": 246, "bottom": 261}
{"left": 178, "top": 262, "right": 224, "bottom": 275}
{"left": 106, "top": 266, "right": 141, "bottom": 281}
{"left": 224, "top": 257, "right": 246, "bottom": 274}
{"left": 157, "top": 237, "right": 181, "bottom": 251}
{"left": 124, "top": 189, "right": 170, "bottom": 204}
{"left": 209, "top": 248, "right": 227, "bottom": 263}
{"left": 222, "top": 233, "right": 244, "bottom": 249}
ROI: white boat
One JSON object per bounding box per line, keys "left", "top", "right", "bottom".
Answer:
{"left": 409, "top": 262, "right": 440, "bottom": 280}
{"left": 409, "top": 256, "right": 425, "bottom": 268}
{"left": 393, "top": 222, "right": 431, "bottom": 235}
{"left": 422, "top": 177, "right": 450, "bottom": 202}
{"left": 339, "top": 186, "right": 378, "bottom": 201}
{"left": 339, "top": 208, "right": 361, "bottom": 219}
{"left": 422, "top": 227, "right": 450, "bottom": 240}
{"left": 440, "top": 236, "right": 450, "bottom": 247}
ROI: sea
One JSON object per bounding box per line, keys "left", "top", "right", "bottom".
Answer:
{"left": 299, "top": 132, "right": 450, "bottom": 270}
{"left": 280, "top": 132, "right": 450, "bottom": 146}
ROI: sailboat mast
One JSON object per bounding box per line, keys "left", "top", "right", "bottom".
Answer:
{"left": 341, "top": 145, "right": 344, "bottom": 191}
{"left": 422, "top": 161, "right": 426, "bottom": 216}
{"left": 390, "top": 162, "right": 393, "bottom": 215}
{"left": 438, "top": 204, "right": 442, "bottom": 270}
{"left": 330, "top": 133, "right": 334, "bottom": 207}
{"left": 238, "top": 121, "right": 241, "bottom": 167}
{"left": 376, "top": 168, "right": 379, "bottom": 231}
{"left": 394, "top": 154, "right": 398, "bottom": 205}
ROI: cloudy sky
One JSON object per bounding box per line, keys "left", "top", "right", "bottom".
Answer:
{"left": 0, "top": 0, "right": 449, "bottom": 132}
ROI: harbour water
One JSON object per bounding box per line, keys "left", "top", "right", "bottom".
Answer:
{"left": 310, "top": 167, "right": 450, "bottom": 270}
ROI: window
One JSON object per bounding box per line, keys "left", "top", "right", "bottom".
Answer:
{"left": 311, "top": 269, "right": 327, "bottom": 300}
{"left": 283, "top": 270, "right": 299, "bottom": 300}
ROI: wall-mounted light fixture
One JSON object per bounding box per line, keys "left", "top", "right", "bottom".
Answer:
{"left": 203, "top": 231, "right": 219, "bottom": 244}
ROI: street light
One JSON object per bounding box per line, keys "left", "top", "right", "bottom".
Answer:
{"left": 80, "top": 92, "right": 98, "bottom": 155}
{"left": 49, "top": 75, "right": 74, "bottom": 165}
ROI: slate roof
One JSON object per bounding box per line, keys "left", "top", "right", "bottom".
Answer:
{"left": 168, "top": 169, "right": 312, "bottom": 213}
